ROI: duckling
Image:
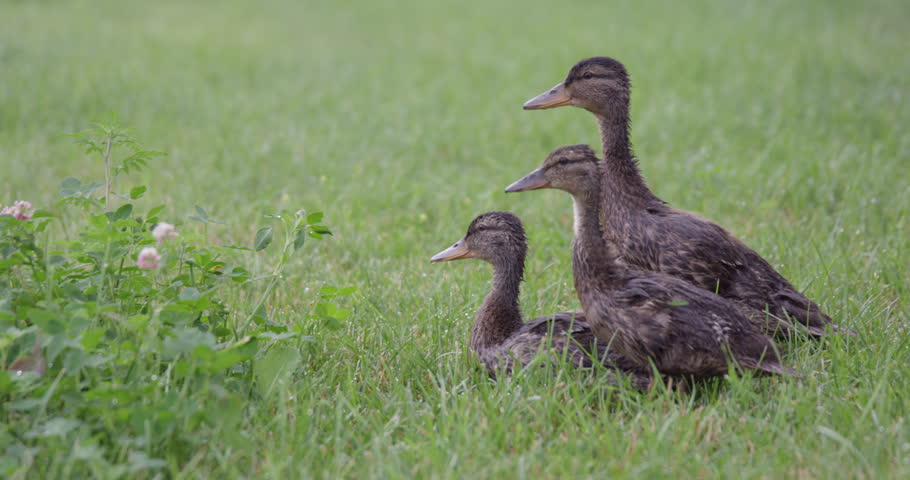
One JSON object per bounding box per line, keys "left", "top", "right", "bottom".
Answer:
{"left": 506, "top": 146, "right": 797, "bottom": 379}
{"left": 523, "top": 56, "right": 850, "bottom": 337}
{"left": 431, "top": 211, "right": 651, "bottom": 388}
{"left": 507, "top": 146, "right": 798, "bottom": 338}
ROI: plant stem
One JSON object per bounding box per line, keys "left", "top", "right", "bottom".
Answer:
{"left": 238, "top": 222, "right": 295, "bottom": 337}
{"left": 103, "top": 133, "right": 114, "bottom": 210}
{"left": 238, "top": 248, "right": 288, "bottom": 337}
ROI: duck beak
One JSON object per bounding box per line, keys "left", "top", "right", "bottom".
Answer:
{"left": 431, "top": 237, "right": 473, "bottom": 262}
{"left": 523, "top": 82, "right": 572, "bottom": 110}
{"left": 505, "top": 168, "right": 549, "bottom": 193}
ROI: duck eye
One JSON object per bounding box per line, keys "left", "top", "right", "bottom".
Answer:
{"left": 582, "top": 71, "right": 593, "bottom": 79}
{"left": 557, "top": 157, "right": 570, "bottom": 165}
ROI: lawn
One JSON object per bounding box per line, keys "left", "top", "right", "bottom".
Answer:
{"left": 1, "top": 0, "right": 909, "bottom": 477}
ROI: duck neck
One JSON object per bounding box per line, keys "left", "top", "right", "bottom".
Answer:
{"left": 471, "top": 258, "right": 524, "bottom": 352}
{"left": 595, "top": 109, "right": 631, "bottom": 161}
{"left": 594, "top": 109, "right": 655, "bottom": 203}
{"left": 571, "top": 180, "right": 621, "bottom": 285}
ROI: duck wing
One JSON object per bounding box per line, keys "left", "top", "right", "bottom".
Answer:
{"left": 646, "top": 209, "right": 746, "bottom": 289}
{"left": 727, "top": 251, "right": 854, "bottom": 336}
{"left": 610, "top": 272, "right": 796, "bottom": 378}
{"left": 645, "top": 208, "right": 847, "bottom": 337}
{"left": 500, "top": 311, "right": 651, "bottom": 389}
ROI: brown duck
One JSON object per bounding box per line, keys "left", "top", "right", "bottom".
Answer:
{"left": 431, "top": 211, "right": 651, "bottom": 388}
{"left": 507, "top": 146, "right": 797, "bottom": 379}
{"left": 507, "top": 147, "right": 797, "bottom": 338}
{"left": 523, "top": 56, "right": 851, "bottom": 337}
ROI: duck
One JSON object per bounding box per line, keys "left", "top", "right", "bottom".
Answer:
{"left": 523, "top": 56, "right": 850, "bottom": 337}
{"left": 506, "top": 145, "right": 797, "bottom": 379}
{"left": 431, "top": 211, "right": 651, "bottom": 389}
{"left": 507, "top": 146, "right": 799, "bottom": 339}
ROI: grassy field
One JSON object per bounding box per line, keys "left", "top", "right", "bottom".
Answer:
{"left": 2, "top": 0, "right": 910, "bottom": 477}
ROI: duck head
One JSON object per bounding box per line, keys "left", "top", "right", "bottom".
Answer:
{"left": 504, "top": 145, "right": 600, "bottom": 197}
{"left": 431, "top": 212, "right": 527, "bottom": 268}
{"left": 523, "top": 57, "right": 630, "bottom": 116}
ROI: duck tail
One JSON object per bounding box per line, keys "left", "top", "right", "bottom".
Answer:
{"left": 754, "top": 361, "right": 801, "bottom": 378}
{"left": 734, "top": 344, "right": 800, "bottom": 377}
{"left": 806, "top": 325, "right": 829, "bottom": 337}
{"left": 728, "top": 342, "right": 800, "bottom": 378}
{"left": 775, "top": 289, "right": 856, "bottom": 336}
{"left": 828, "top": 323, "right": 858, "bottom": 336}
{"left": 789, "top": 308, "right": 856, "bottom": 337}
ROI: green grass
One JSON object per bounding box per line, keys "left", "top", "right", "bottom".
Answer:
{"left": 2, "top": 0, "right": 910, "bottom": 477}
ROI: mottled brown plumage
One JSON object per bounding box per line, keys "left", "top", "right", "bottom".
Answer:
{"left": 507, "top": 148, "right": 797, "bottom": 378}
{"left": 507, "top": 146, "right": 798, "bottom": 338}
{"left": 523, "top": 57, "right": 851, "bottom": 337}
{"left": 431, "top": 212, "right": 651, "bottom": 388}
